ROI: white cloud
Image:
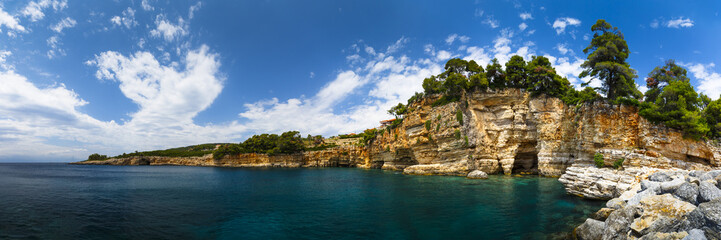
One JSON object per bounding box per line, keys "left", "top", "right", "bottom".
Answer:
{"left": 89, "top": 45, "right": 223, "bottom": 127}
{"left": 21, "top": 0, "right": 67, "bottom": 22}
{"left": 552, "top": 17, "right": 581, "bottom": 34}
{"left": 110, "top": 7, "right": 137, "bottom": 29}
{"left": 666, "top": 17, "right": 694, "bottom": 28}
{"left": 309, "top": 72, "right": 315, "bottom": 78}
{"left": 519, "top": 12, "right": 532, "bottom": 20}
{"left": 650, "top": 19, "right": 659, "bottom": 28}
{"left": 46, "top": 35, "right": 66, "bottom": 59}
{"left": 50, "top": 17, "right": 76, "bottom": 33}
{"left": 555, "top": 43, "right": 572, "bottom": 55}
{"left": 189, "top": 2, "right": 202, "bottom": 19}
{"left": 0, "top": 7, "right": 26, "bottom": 34}
{"left": 685, "top": 63, "right": 721, "bottom": 99}
{"left": 544, "top": 55, "right": 598, "bottom": 90}
{"left": 474, "top": 9, "right": 484, "bottom": 17}
{"left": 141, "top": 0, "right": 154, "bottom": 11}
{"left": 236, "top": 38, "right": 444, "bottom": 137}
{"left": 0, "top": 46, "right": 245, "bottom": 160}
{"left": 436, "top": 50, "right": 452, "bottom": 61}
{"left": 445, "top": 33, "right": 470, "bottom": 45}
{"left": 519, "top": 22, "right": 528, "bottom": 31}
{"left": 150, "top": 15, "right": 189, "bottom": 42}
{"left": 483, "top": 15, "right": 499, "bottom": 28}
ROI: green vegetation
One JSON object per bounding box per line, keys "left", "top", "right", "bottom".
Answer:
{"left": 114, "top": 143, "right": 219, "bottom": 158}
{"left": 464, "top": 135, "right": 469, "bottom": 147}
{"left": 87, "top": 153, "right": 108, "bottom": 161}
{"left": 358, "top": 128, "right": 379, "bottom": 146}
{"left": 594, "top": 153, "right": 605, "bottom": 168}
{"left": 639, "top": 60, "right": 714, "bottom": 139}
{"left": 338, "top": 133, "right": 362, "bottom": 139}
{"left": 456, "top": 109, "right": 463, "bottom": 125}
{"left": 454, "top": 129, "right": 461, "bottom": 139}
{"left": 436, "top": 123, "right": 440, "bottom": 131}
{"left": 213, "top": 131, "right": 305, "bottom": 159}
{"left": 388, "top": 103, "right": 408, "bottom": 118}
{"left": 579, "top": 20, "right": 641, "bottom": 101}
{"left": 425, "top": 120, "right": 432, "bottom": 131}
{"left": 305, "top": 143, "right": 338, "bottom": 152}
{"left": 613, "top": 158, "right": 625, "bottom": 169}
{"left": 431, "top": 95, "right": 460, "bottom": 107}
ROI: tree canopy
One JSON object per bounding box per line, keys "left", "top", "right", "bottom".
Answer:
{"left": 579, "top": 19, "right": 641, "bottom": 101}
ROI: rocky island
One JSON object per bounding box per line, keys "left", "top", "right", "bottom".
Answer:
{"left": 75, "top": 20, "right": 721, "bottom": 239}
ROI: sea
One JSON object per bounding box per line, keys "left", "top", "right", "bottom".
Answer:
{"left": 0, "top": 163, "right": 604, "bottom": 239}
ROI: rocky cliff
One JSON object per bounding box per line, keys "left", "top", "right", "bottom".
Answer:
{"left": 76, "top": 89, "right": 720, "bottom": 181}
{"left": 364, "top": 89, "right": 719, "bottom": 178}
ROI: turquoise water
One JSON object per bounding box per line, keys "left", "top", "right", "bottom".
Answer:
{"left": 0, "top": 163, "right": 604, "bottom": 239}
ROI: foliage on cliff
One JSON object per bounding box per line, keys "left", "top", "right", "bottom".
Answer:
{"left": 213, "top": 131, "right": 305, "bottom": 159}
{"left": 639, "top": 60, "right": 718, "bottom": 139}
{"left": 87, "top": 153, "right": 108, "bottom": 161}
{"left": 108, "top": 143, "right": 219, "bottom": 159}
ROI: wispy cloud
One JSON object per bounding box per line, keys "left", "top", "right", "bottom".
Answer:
{"left": 21, "top": 0, "right": 67, "bottom": 22}
{"left": 50, "top": 17, "right": 76, "bottom": 33}
{"left": 519, "top": 12, "right": 532, "bottom": 20}
{"left": 150, "top": 14, "right": 188, "bottom": 42}
{"left": 483, "top": 15, "right": 499, "bottom": 28}
{"left": 110, "top": 7, "right": 137, "bottom": 29}
{"left": 666, "top": 17, "right": 694, "bottom": 28}
{"left": 552, "top": 17, "right": 581, "bottom": 34}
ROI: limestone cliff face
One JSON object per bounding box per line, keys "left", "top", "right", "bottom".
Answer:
{"left": 367, "top": 89, "right": 720, "bottom": 177}
{"left": 76, "top": 146, "right": 369, "bottom": 168}
{"left": 76, "top": 89, "right": 720, "bottom": 180}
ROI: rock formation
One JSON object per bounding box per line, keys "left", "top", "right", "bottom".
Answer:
{"left": 574, "top": 170, "right": 721, "bottom": 239}
{"left": 76, "top": 89, "right": 720, "bottom": 182}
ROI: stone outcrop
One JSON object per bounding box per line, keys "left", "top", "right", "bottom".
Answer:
{"left": 574, "top": 170, "right": 721, "bottom": 240}
{"left": 75, "top": 89, "right": 720, "bottom": 181}
{"left": 367, "top": 89, "right": 720, "bottom": 178}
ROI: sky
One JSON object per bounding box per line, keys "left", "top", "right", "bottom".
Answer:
{"left": 1, "top": 0, "right": 720, "bottom": 162}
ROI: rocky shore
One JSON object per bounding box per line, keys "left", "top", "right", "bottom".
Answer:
{"left": 575, "top": 170, "right": 721, "bottom": 240}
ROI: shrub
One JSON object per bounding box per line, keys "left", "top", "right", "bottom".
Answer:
{"left": 427, "top": 135, "right": 433, "bottom": 142}
{"left": 613, "top": 158, "right": 625, "bottom": 169}
{"left": 425, "top": 120, "right": 431, "bottom": 131}
{"left": 593, "top": 153, "right": 604, "bottom": 168}
{"left": 454, "top": 129, "right": 461, "bottom": 139}
{"left": 87, "top": 153, "right": 108, "bottom": 161}
{"left": 431, "top": 95, "right": 460, "bottom": 107}
{"left": 436, "top": 123, "right": 440, "bottom": 131}
{"left": 456, "top": 109, "right": 464, "bottom": 125}
{"left": 464, "top": 136, "right": 469, "bottom": 147}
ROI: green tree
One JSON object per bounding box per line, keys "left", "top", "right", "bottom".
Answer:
{"left": 443, "top": 72, "right": 468, "bottom": 96}
{"left": 579, "top": 19, "right": 641, "bottom": 101}
{"left": 704, "top": 99, "right": 721, "bottom": 138}
{"left": 87, "top": 153, "right": 108, "bottom": 161}
{"left": 644, "top": 59, "right": 689, "bottom": 103}
{"left": 505, "top": 55, "right": 528, "bottom": 88}
{"left": 422, "top": 76, "right": 444, "bottom": 94}
{"left": 486, "top": 58, "right": 506, "bottom": 89}
{"left": 388, "top": 103, "right": 408, "bottom": 118}
{"left": 640, "top": 61, "right": 709, "bottom": 139}
{"left": 525, "top": 55, "right": 570, "bottom": 98}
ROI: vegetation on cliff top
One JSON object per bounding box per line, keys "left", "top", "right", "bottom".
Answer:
{"left": 213, "top": 131, "right": 305, "bottom": 159}
{"left": 389, "top": 19, "right": 721, "bottom": 141}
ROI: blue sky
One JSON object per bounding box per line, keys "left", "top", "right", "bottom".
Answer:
{"left": 1, "top": 0, "right": 720, "bottom": 162}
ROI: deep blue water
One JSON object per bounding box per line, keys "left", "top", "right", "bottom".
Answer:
{"left": 0, "top": 163, "right": 604, "bottom": 239}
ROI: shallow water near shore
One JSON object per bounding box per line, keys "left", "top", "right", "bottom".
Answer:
{"left": 0, "top": 163, "right": 604, "bottom": 239}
